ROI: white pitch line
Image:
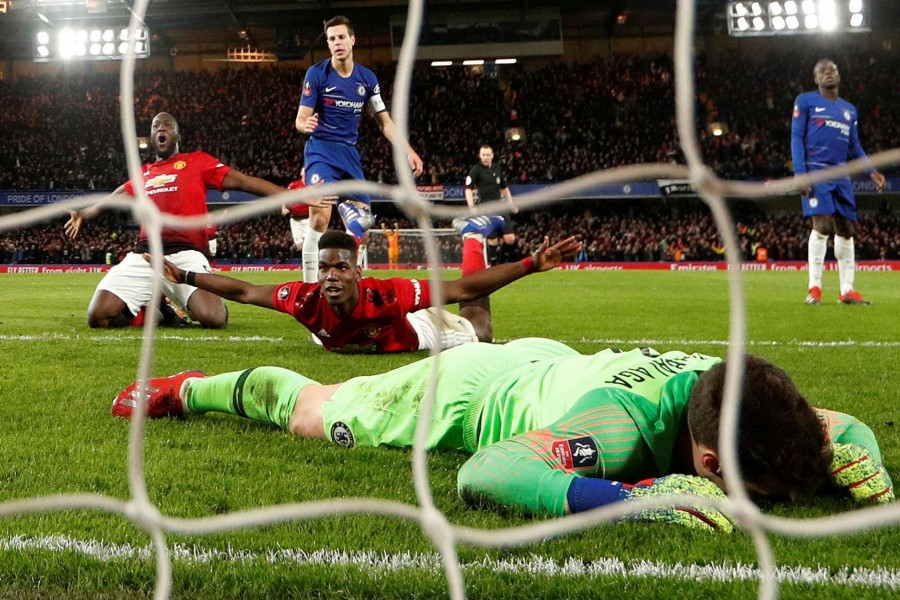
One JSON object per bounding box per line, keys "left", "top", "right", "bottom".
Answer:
{"left": 3, "top": 334, "right": 900, "bottom": 348}
{"left": 498, "top": 337, "right": 900, "bottom": 348}
{"left": 0, "top": 334, "right": 285, "bottom": 343}
{"left": 1, "top": 534, "right": 899, "bottom": 589}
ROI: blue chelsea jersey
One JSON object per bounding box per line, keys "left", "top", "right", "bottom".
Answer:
{"left": 790, "top": 91, "right": 868, "bottom": 175}
{"left": 299, "top": 59, "right": 387, "bottom": 146}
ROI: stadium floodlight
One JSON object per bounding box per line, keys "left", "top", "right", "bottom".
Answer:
{"left": 495, "top": 58, "right": 517, "bottom": 64}
{"left": 430, "top": 60, "right": 453, "bottom": 67}
{"left": 33, "top": 24, "right": 151, "bottom": 62}
{"left": 819, "top": 0, "right": 838, "bottom": 30}
{"left": 462, "top": 59, "right": 485, "bottom": 65}
{"left": 727, "top": 0, "right": 868, "bottom": 35}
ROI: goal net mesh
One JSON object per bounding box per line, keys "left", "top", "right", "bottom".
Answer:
{"left": 0, "top": 1, "right": 898, "bottom": 599}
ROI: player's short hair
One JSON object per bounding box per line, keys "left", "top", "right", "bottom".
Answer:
{"left": 479, "top": 144, "right": 493, "bottom": 152}
{"left": 319, "top": 230, "right": 358, "bottom": 256}
{"left": 324, "top": 15, "right": 354, "bottom": 35}
{"left": 687, "top": 356, "right": 832, "bottom": 498}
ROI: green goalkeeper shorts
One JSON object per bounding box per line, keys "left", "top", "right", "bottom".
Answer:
{"left": 322, "top": 338, "right": 578, "bottom": 451}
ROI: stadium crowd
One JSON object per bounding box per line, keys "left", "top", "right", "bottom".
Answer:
{"left": 4, "top": 203, "right": 900, "bottom": 265}
{"left": 1, "top": 47, "right": 897, "bottom": 192}
{"left": 1, "top": 46, "right": 898, "bottom": 265}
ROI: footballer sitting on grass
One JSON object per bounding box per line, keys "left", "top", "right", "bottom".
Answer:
{"left": 112, "top": 337, "right": 893, "bottom": 531}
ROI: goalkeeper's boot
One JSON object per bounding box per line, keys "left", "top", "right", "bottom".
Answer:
{"left": 805, "top": 286, "right": 822, "bottom": 305}
{"left": 452, "top": 215, "right": 506, "bottom": 239}
{"left": 111, "top": 371, "right": 205, "bottom": 419}
{"left": 337, "top": 202, "right": 375, "bottom": 242}
{"left": 839, "top": 290, "right": 871, "bottom": 305}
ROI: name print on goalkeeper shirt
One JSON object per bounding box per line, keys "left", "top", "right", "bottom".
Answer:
{"left": 602, "top": 353, "right": 707, "bottom": 390}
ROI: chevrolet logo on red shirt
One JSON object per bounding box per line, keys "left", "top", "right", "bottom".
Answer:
{"left": 145, "top": 174, "right": 178, "bottom": 188}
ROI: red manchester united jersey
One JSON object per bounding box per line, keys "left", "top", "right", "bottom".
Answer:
{"left": 124, "top": 151, "right": 230, "bottom": 253}
{"left": 270, "top": 277, "right": 432, "bottom": 353}
{"left": 286, "top": 180, "right": 310, "bottom": 219}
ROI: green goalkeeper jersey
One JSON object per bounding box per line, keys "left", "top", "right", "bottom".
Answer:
{"left": 459, "top": 348, "right": 721, "bottom": 515}
{"left": 322, "top": 339, "right": 881, "bottom": 517}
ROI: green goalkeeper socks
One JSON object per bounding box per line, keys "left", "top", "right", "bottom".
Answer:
{"left": 185, "top": 367, "right": 320, "bottom": 432}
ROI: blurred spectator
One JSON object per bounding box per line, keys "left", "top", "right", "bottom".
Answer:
{"left": 2, "top": 47, "right": 898, "bottom": 265}
{"left": 4, "top": 203, "right": 900, "bottom": 265}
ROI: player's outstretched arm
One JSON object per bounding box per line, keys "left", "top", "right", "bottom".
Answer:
{"left": 142, "top": 253, "right": 277, "bottom": 308}
{"left": 442, "top": 235, "right": 581, "bottom": 303}
{"left": 222, "top": 169, "right": 333, "bottom": 208}
{"left": 458, "top": 435, "right": 733, "bottom": 532}
{"left": 830, "top": 442, "right": 895, "bottom": 504}
{"left": 64, "top": 184, "right": 128, "bottom": 239}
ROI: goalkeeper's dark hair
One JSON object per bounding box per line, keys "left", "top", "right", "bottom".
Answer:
{"left": 319, "top": 230, "right": 358, "bottom": 257}
{"left": 687, "top": 356, "right": 832, "bottom": 498}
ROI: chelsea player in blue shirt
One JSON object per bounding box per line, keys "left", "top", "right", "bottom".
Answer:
{"left": 295, "top": 16, "right": 424, "bottom": 285}
{"left": 791, "top": 58, "right": 884, "bottom": 306}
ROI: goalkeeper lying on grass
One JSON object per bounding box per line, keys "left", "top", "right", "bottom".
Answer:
{"left": 113, "top": 338, "right": 893, "bottom": 531}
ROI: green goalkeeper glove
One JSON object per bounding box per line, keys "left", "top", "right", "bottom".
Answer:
{"left": 622, "top": 474, "right": 734, "bottom": 533}
{"left": 830, "top": 442, "right": 894, "bottom": 504}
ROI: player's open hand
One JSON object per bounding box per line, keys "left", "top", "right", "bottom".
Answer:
{"left": 64, "top": 211, "right": 83, "bottom": 239}
{"left": 286, "top": 179, "right": 337, "bottom": 208}
{"left": 303, "top": 195, "right": 336, "bottom": 209}
{"left": 532, "top": 236, "right": 582, "bottom": 272}
{"left": 142, "top": 253, "right": 183, "bottom": 285}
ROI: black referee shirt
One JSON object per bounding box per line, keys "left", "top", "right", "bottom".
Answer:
{"left": 465, "top": 163, "right": 508, "bottom": 203}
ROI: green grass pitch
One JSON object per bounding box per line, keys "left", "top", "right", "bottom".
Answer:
{"left": 0, "top": 269, "right": 897, "bottom": 599}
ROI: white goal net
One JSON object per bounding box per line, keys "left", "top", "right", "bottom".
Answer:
{"left": 0, "top": 1, "right": 899, "bottom": 600}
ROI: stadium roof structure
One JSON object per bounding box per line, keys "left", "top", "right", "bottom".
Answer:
{"left": 1, "top": 0, "right": 898, "bottom": 62}
{"left": 0, "top": 0, "right": 736, "bottom": 61}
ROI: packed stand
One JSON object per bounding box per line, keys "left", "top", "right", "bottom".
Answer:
{"left": 1, "top": 46, "right": 897, "bottom": 193}
{"left": 4, "top": 202, "right": 900, "bottom": 265}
